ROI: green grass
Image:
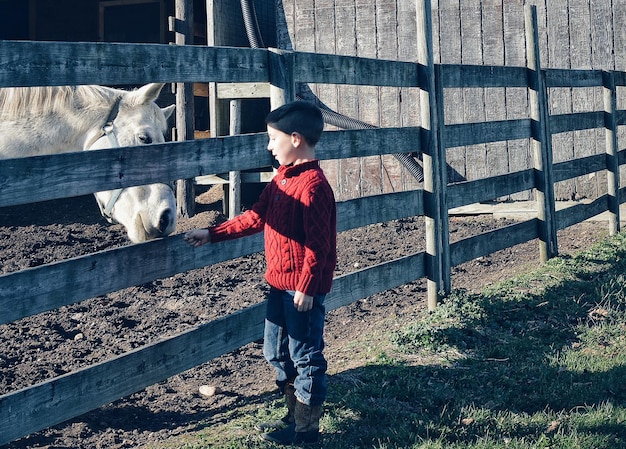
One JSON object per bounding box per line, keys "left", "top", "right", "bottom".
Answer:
{"left": 151, "top": 232, "right": 626, "bottom": 448}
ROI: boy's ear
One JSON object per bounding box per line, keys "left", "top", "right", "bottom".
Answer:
{"left": 291, "top": 132, "right": 304, "bottom": 148}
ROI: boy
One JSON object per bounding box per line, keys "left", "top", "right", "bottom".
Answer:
{"left": 184, "top": 101, "right": 337, "bottom": 445}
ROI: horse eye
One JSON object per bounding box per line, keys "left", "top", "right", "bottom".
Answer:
{"left": 138, "top": 134, "right": 152, "bottom": 144}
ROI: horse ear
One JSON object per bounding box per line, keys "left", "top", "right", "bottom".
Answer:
{"left": 162, "top": 104, "right": 175, "bottom": 121}
{"left": 131, "top": 83, "right": 166, "bottom": 105}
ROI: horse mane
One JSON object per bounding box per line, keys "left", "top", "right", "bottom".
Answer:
{"left": 0, "top": 85, "right": 119, "bottom": 119}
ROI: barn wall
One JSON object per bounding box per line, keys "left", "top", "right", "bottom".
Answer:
{"left": 277, "top": 0, "right": 626, "bottom": 202}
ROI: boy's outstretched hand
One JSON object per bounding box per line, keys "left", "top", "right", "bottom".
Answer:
{"left": 184, "top": 229, "right": 210, "bottom": 247}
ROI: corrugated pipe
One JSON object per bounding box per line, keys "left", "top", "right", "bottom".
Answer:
{"left": 239, "top": 0, "right": 424, "bottom": 182}
{"left": 315, "top": 104, "right": 425, "bottom": 182}
{"left": 240, "top": 0, "right": 265, "bottom": 48}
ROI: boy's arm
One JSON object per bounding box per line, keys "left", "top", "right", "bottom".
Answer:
{"left": 185, "top": 209, "right": 265, "bottom": 247}
{"left": 296, "top": 180, "right": 336, "bottom": 295}
{"left": 208, "top": 208, "right": 265, "bottom": 242}
{"left": 185, "top": 180, "right": 272, "bottom": 247}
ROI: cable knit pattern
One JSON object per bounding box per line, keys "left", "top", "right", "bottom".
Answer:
{"left": 208, "top": 160, "right": 337, "bottom": 296}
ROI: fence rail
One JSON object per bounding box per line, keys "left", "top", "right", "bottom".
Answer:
{"left": 1, "top": 3, "right": 625, "bottom": 445}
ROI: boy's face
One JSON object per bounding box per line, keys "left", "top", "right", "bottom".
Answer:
{"left": 267, "top": 125, "right": 298, "bottom": 166}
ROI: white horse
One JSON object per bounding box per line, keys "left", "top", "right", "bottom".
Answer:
{"left": 0, "top": 83, "right": 177, "bottom": 243}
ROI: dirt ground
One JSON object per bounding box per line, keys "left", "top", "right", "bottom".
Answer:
{"left": 0, "top": 187, "right": 608, "bottom": 449}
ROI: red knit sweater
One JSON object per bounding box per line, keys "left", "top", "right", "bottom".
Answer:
{"left": 209, "top": 160, "right": 337, "bottom": 296}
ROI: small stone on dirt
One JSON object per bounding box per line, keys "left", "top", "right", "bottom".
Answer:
{"left": 199, "top": 384, "right": 221, "bottom": 397}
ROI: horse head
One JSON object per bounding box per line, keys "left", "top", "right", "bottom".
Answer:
{"left": 82, "top": 83, "right": 178, "bottom": 243}
{"left": 0, "top": 82, "right": 178, "bottom": 242}
{"left": 88, "top": 131, "right": 177, "bottom": 244}
{"left": 101, "top": 83, "right": 176, "bottom": 148}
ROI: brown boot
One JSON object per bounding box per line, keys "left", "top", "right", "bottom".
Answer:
{"left": 255, "top": 383, "right": 296, "bottom": 431}
{"left": 261, "top": 399, "right": 322, "bottom": 445}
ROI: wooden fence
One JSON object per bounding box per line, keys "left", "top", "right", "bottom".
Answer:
{"left": 0, "top": 3, "right": 625, "bottom": 445}
{"left": 279, "top": 0, "right": 626, "bottom": 202}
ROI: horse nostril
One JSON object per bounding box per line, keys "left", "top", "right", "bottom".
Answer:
{"left": 138, "top": 134, "right": 152, "bottom": 144}
{"left": 158, "top": 209, "right": 173, "bottom": 234}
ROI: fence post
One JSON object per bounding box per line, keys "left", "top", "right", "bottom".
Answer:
{"left": 525, "top": 3, "right": 558, "bottom": 262}
{"left": 171, "top": 0, "right": 195, "bottom": 218}
{"left": 228, "top": 100, "right": 242, "bottom": 219}
{"left": 416, "top": 0, "right": 448, "bottom": 309}
{"left": 269, "top": 48, "right": 296, "bottom": 109}
{"left": 603, "top": 70, "right": 621, "bottom": 235}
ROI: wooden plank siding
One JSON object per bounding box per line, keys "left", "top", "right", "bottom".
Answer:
{"left": 280, "top": 0, "right": 626, "bottom": 201}
{"left": 502, "top": 0, "right": 531, "bottom": 201}
{"left": 546, "top": 0, "right": 574, "bottom": 201}
{"left": 3, "top": 3, "right": 626, "bottom": 441}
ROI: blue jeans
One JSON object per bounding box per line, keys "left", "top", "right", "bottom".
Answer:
{"left": 263, "top": 288, "right": 328, "bottom": 406}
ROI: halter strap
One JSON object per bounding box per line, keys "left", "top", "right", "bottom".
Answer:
{"left": 102, "top": 96, "right": 122, "bottom": 147}
{"left": 104, "top": 96, "right": 122, "bottom": 128}
{"left": 99, "top": 187, "right": 124, "bottom": 221}
{"left": 95, "top": 96, "right": 124, "bottom": 222}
